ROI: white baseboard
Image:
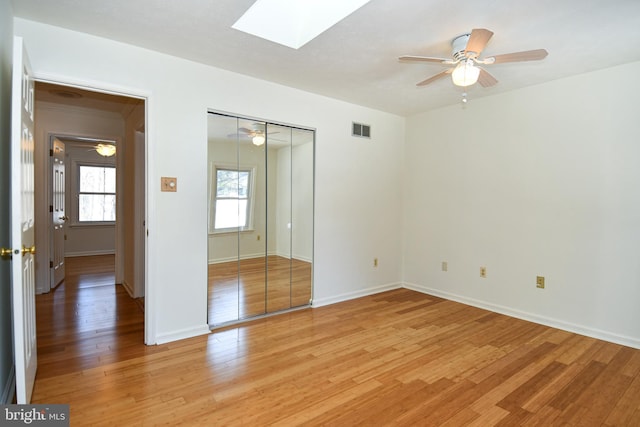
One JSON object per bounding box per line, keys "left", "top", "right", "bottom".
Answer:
{"left": 293, "top": 254, "right": 312, "bottom": 263}
{"left": 208, "top": 253, "right": 266, "bottom": 264}
{"left": 209, "top": 253, "right": 312, "bottom": 264}
{"left": 1, "top": 364, "right": 15, "bottom": 404}
{"left": 312, "top": 282, "right": 402, "bottom": 308}
{"left": 65, "top": 250, "right": 115, "bottom": 258}
{"left": 274, "top": 252, "right": 312, "bottom": 263}
{"left": 155, "top": 325, "right": 210, "bottom": 345}
{"left": 121, "top": 279, "right": 134, "bottom": 298}
{"left": 403, "top": 282, "right": 640, "bottom": 350}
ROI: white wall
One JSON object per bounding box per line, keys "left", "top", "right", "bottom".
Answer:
{"left": 274, "top": 140, "right": 315, "bottom": 262}
{"left": 122, "top": 104, "right": 146, "bottom": 298}
{"left": 291, "top": 141, "right": 314, "bottom": 261}
{"left": 16, "top": 19, "right": 405, "bottom": 343}
{"left": 275, "top": 145, "right": 291, "bottom": 258}
{"left": 403, "top": 61, "right": 640, "bottom": 348}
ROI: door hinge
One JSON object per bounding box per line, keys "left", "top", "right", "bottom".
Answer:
{"left": 49, "top": 205, "right": 53, "bottom": 212}
{"left": 49, "top": 260, "right": 53, "bottom": 268}
{"left": 64, "top": 234, "right": 67, "bottom": 241}
{"left": 49, "top": 149, "right": 53, "bottom": 157}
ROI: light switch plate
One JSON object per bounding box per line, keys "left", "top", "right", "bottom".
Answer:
{"left": 161, "top": 177, "right": 177, "bottom": 192}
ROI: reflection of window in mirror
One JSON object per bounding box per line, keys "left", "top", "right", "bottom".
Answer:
{"left": 210, "top": 164, "right": 256, "bottom": 233}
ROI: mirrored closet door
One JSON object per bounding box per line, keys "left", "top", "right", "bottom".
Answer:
{"left": 207, "top": 112, "right": 314, "bottom": 326}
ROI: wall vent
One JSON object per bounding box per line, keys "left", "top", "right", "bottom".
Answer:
{"left": 352, "top": 122, "right": 371, "bottom": 139}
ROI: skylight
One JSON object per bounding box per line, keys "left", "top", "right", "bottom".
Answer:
{"left": 232, "top": 0, "right": 372, "bottom": 49}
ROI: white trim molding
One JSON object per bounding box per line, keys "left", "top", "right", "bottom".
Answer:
{"left": 155, "top": 325, "right": 211, "bottom": 345}
{"left": 312, "top": 282, "right": 402, "bottom": 308}
{"left": 403, "top": 282, "right": 640, "bottom": 350}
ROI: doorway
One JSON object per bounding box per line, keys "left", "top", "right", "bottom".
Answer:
{"left": 32, "top": 81, "right": 147, "bottom": 330}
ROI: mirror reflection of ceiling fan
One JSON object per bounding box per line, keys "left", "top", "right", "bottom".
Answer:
{"left": 228, "top": 123, "right": 280, "bottom": 146}
{"left": 399, "top": 28, "right": 548, "bottom": 95}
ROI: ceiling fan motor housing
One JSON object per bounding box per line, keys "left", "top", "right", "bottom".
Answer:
{"left": 452, "top": 33, "right": 471, "bottom": 61}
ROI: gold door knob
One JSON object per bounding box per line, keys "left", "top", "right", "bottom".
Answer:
{"left": 22, "top": 245, "right": 36, "bottom": 256}
{"left": 1, "top": 247, "right": 14, "bottom": 258}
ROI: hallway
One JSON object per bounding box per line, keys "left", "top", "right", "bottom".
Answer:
{"left": 33, "top": 255, "right": 161, "bottom": 381}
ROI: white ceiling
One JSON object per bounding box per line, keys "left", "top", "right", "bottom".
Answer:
{"left": 12, "top": 0, "right": 640, "bottom": 116}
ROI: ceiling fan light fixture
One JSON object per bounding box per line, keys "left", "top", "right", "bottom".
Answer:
{"left": 95, "top": 143, "right": 116, "bottom": 157}
{"left": 252, "top": 135, "right": 266, "bottom": 146}
{"left": 452, "top": 60, "right": 480, "bottom": 87}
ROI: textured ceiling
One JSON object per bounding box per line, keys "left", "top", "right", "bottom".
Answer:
{"left": 12, "top": 0, "right": 640, "bottom": 116}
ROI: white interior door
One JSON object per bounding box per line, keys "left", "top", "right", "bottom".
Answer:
{"left": 51, "top": 138, "right": 66, "bottom": 287}
{"left": 11, "top": 36, "right": 37, "bottom": 404}
{"left": 134, "top": 130, "right": 145, "bottom": 298}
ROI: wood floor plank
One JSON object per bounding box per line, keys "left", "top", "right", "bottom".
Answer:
{"left": 548, "top": 360, "right": 607, "bottom": 410}
{"left": 31, "top": 255, "right": 640, "bottom": 425}
{"left": 496, "top": 361, "right": 568, "bottom": 411}
{"left": 604, "top": 373, "right": 640, "bottom": 426}
{"left": 465, "top": 405, "right": 510, "bottom": 426}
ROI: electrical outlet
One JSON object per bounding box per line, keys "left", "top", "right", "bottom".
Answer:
{"left": 373, "top": 258, "right": 378, "bottom": 267}
{"left": 536, "top": 276, "right": 545, "bottom": 289}
{"left": 442, "top": 261, "right": 448, "bottom": 272}
{"left": 480, "top": 267, "right": 487, "bottom": 278}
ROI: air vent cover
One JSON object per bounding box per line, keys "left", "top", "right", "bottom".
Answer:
{"left": 352, "top": 122, "right": 371, "bottom": 138}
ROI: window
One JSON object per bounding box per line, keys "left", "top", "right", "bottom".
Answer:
{"left": 211, "top": 166, "right": 254, "bottom": 232}
{"left": 78, "top": 165, "right": 116, "bottom": 222}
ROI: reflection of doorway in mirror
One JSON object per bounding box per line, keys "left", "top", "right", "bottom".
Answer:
{"left": 206, "top": 112, "right": 314, "bottom": 327}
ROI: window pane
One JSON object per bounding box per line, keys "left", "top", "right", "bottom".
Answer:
{"left": 80, "top": 166, "right": 103, "bottom": 192}
{"left": 215, "top": 199, "right": 248, "bottom": 229}
{"left": 216, "top": 170, "right": 249, "bottom": 198}
{"left": 104, "top": 167, "right": 116, "bottom": 192}
{"left": 79, "top": 194, "right": 116, "bottom": 222}
{"left": 80, "top": 165, "right": 115, "bottom": 193}
{"left": 237, "top": 171, "right": 249, "bottom": 197}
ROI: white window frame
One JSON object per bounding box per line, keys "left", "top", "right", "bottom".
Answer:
{"left": 209, "top": 163, "right": 256, "bottom": 234}
{"left": 72, "top": 161, "right": 116, "bottom": 226}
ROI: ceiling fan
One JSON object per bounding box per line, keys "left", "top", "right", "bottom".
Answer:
{"left": 82, "top": 141, "right": 115, "bottom": 157}
{"left": 229, "top": 125, "right": 267, "bottom": 146}
{"left": 399, "top": 28, "right": 548, "bottom": 89}
{"left": 228, "top": 123, "right": 280, "bottom": 146}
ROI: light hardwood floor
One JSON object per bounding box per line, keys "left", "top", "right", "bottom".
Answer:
{"left": 32, "top": 256, "right": 640, "bottom": 425}
{"left": 208, "top": 256, "right": 312, "bottom": 325}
